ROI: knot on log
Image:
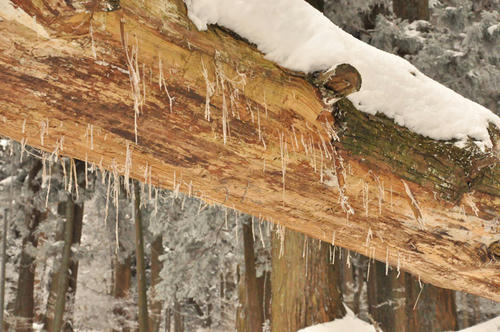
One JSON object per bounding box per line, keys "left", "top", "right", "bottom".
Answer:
{"left": 308, "top": 63, "right": 362, "bottom": 100}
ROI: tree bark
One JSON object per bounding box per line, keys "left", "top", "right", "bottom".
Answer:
{"left": 13, "top": 159, "right": 43, "bottom": 332}
{"left": 240, "top": 218, "right": 264, "bottom": 332}
{"left": 133, "top": 180, "right": 150, "bottom": 332}
{"left": 0, "top": 0, "right": 499, "bottom": 301}
{"left": 63, "top": 201, "right": 83, "bottom": 332}
{"left": 112, "top": 254, "right": 132, "bottom": 332}
{"left": 173, "top": 297, "right": 183, "bottom": 332}
{"left": 46, "top": 196, "right": 77, "bottom": 332}
{"left": 367, "top": 261, "right": 407, "bottom": 332}
{"left": 405, "top": 275, "right": 458, "bottom": 332}
{"left": 0, "top": 209, "right": 7, "bottom": 332}
{"left": 393, "top": 0, "right": 430, "bottom": 21}
{"left": 149, "top": 235, "right": 163, "bottom": 332}
{"left": 271, "top": 228, "right": 345, "bottom": 332}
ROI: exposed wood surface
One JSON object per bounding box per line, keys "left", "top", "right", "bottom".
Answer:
{"left": 0, "top": 0, "right": 499, "bottom": 301}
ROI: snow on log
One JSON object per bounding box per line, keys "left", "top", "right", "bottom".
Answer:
{"left": 0, "top": 0, "right": 499, "bottom": 301}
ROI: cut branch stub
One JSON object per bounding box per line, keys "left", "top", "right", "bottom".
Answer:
{"left": 308, "top": 63, "right": 362, "bottom": 99}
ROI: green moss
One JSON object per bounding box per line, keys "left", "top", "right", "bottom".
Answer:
{"left": 333, "top": 98, "right": 500, "bottom": 201}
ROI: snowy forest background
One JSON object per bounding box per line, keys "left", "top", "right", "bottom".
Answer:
{"left": 0, "top": 0, "right": 499, "bottom": 331}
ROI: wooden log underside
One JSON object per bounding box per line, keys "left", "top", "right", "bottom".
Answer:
{"left": 0, "top": 0, "right": 498, "bottom": 301}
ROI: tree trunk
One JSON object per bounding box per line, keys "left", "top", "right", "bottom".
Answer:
{"left": 149, "top": 235, "right": 163, "bottom": 332}
{"left": 305, "top": 0, "right": 324, "bottom": 12}
{"left": 0, "top": 209, "right": 7, "bottom": 332}
{"left": 46, "top": 196, "right": 77, "bottom": 332}
{"left": 164, "top": 308, "right": 171, "bottom": 332}
{"left": 112, "top": 254, "right": 132, "bottom": 332}
{"left": 63, "top": 201, "right": 83, "bottom": 332}
{"left": 340, "top": 249, "right": 368, "bottom": 317}
{"left": 13, "top": 159, "right": 43, "bottom": 331}
{"left": 1, "top": 0, "right": 499, "bottom": 301}
{"left": 133, "top": 181, "right": 150, "bottom": 332}
{"left": 367, "top": 261, "right": 407, "bottom": 332}
{"left": 271, "top": 228, "right": 345, "bottom": 332}
{"left": 405, "top": 275, "right": 458, "bottom": 332}
{"left": 240, "top": 218, "right": 264, "bottom": 332}
{"left": 173, "top": 297, "right": 183, "bottom": 332}
{"left": 393, "top": 0, "right": 429, "bottom": 21}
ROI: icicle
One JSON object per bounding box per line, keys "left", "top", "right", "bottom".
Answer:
{"left": 396, "top": 251, "right": 401, "bottom": 278}
{"left": 124, "top": 142, "right": 131, "bottom": 196}
{"left": 41, "top": 153, "right": 47, "bottom": 188}
{"left": 45, "top": 162, "right": 52, "bottom": 208}
{"left": 148, "top": 166, "right": 152, "bottom": 201}
{"left": 20, "top": 137, "right": 27, "bottom": 163}
{"left": 85, "top": 153, "right": 89, "bottom": 189}
{"left": 154, "top": 187, "right": 158, "bottom": 216}
{"left": 302, "top": 236, "right": 307, "bottom": 258}
{"left": 72, "top": 158, "right": 79, "bottom": 200}
{"left": 252, "top": 216, "right": 256, "bottom": 243}
{"left": 385, "top": 247, "right": 389, "bottom": 276}
{"left": 363, "top": 181, "right": 369, "bottom": 217}
{"left": 201, "top": 58, "right": 214, "bottom": 121}
{"left": 67, "top": 159, "right": 73, "bottom": 193}
{"left": 413, "top": 277, "right": 424, "bottom": 310}
{"left": 181, "top": 194, "right": 186, "bottom": 211}
{"left": 257, "top": 107, "right": 261, "bottom": 141}
{"left": 258, "top": 217, "right": 265, "bottom": 248}
{"left": 365, "top": 227, "right": 373, "bottom": 256}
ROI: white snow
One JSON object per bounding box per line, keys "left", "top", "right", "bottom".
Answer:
{"left": 184, "top": 0, "right": 500, "bottom": 149}
{"left": 298, "top": 306, "right": 378, "bottom": 332}
{"left": 457, "top": 316, "right": 500, "bottom": 332}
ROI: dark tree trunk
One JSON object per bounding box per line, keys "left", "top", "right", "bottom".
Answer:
{"left": 13, "top": 159, "right": 43, "bottom": 331}
{"left": 339, "top": 249, "right": 370, "bottom": 318}
{"left": 173, "top": 297, "right": 183, "bottom": 332}
{"left": 149, "top": 235, "right": 164, "bottom": 332}
{"left": 393, "top": 0, "right": 429, "bottom": 21}
{"left": 271, "top": 228, "right": 345, "bottom": 332}
{"left": 164, "top": 308, "right": 171, "bottom": 332}
{"left": 305, "top": 0, "right": 324, "bottom": 12}
{"left": 240, "top": 218, "right": 264, "bottom": 332}
{"left": 63, "top": 202, "right": 83, "bottom": 332}
{"left": 367, "top": 261, "right": 407, "bottom": 332}
{"left": 46, "top": 196, "right": 80, "bottom": 332}
{"left": 405, "top": 275, "right": 458, "bottom": 332}
{"left": 133, "top": 181, "right": 150, "bottom": 332}
{"left": 112, "top": 254, "right": 132, "bottom": 332}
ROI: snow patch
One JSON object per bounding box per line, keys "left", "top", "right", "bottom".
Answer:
{"left": 298, "top": 306, "right": 378, "bottom": 332}
{"left": 456, "top": 315, "right": 500, "bottom": 332}
{"left": 184, "top": 0, "right": 500, "bottom": 149}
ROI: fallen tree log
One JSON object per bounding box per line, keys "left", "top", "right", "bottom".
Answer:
{"left": 0, "top": 0, "right": 499, "bottom": 301}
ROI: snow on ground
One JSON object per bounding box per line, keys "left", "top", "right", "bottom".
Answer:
{"left": 298, "top": 307, "right": 378, "bottom": 332}
{"left": 298, "top": 308, "right": 500, "bottom": 332}
{"left": 457, "top": 315, "right": 500, "bottom": 332}
{"left": 184, "top": 0, "right": 500, "bottom": 149}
